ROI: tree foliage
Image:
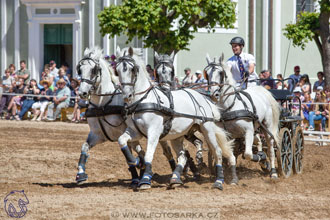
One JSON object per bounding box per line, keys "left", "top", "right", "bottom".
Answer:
{"left": 98, "top": 0, "right": 236, "bottom": 54}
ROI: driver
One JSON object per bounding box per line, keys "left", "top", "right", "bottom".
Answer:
{"left": 226, "top": 37, "right": 258, "bottom": 88}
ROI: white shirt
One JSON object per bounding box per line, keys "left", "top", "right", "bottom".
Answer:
{"left": 182, "top": 73, "right": 197, "bottom": 86}
{"left": 226, "top": 52, "right": 258, "bottom": 87}
{"left": 49, "top": 67, "right": 59, "bottom": 78}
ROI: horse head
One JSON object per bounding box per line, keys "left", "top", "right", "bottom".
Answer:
{"left": 154, "top": 51, "right": 175, "bottom": 89}
{"left": 77, "top": 47, "right": 117, "bottom": 99}
{"left": 116, "top": 46, "right": 148, "bottom": 103}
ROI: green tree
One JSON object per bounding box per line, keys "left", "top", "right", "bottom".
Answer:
{"left": 98, "top": 0, "right": 236, "bottom": 55}
{"left": 284, "top": 0, "right": 330, "bottom": 88}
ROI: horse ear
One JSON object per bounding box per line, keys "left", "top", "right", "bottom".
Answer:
{"left": 155, "top": 51, "right": 160, "bottom": 62}
{"left": 116, "top": 46, "right": 121, "bottom": 57}
{"left": 206, "top": 53, "right": 211, "bottom": 65}
{"left": 219, "top": 53, "right": 225, "bottom": 65}
{"left": 170, "top": 51, "right": 175, "bottom": 60}
{"left": 128, "top": 47, "right": 134, "bottom": 57}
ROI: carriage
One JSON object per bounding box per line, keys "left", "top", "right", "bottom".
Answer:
{"left": 207, "top": 79, "right": 305, "bottom": 179}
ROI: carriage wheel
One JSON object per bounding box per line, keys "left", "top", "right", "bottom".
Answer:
{"left": 276, "top": 127, "right": 294, "bottom": 178}
{"left": 292, "top": 126, "right": 304, "bottom": 174}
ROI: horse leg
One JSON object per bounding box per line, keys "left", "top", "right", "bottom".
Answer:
{"left": 254, "top": 134, "right": 270, "bottom": 172}
{"left": 127, "top": 142, "right": 144, "bottom": 188}
{"left": 169, "top": 137, "right": 187, "bottom": 187}
{"left": 185, "top": 132, "right": 204, "bottom": 166}
{"left": 138, "top": 130, "right": 162, "bottom": 190}
{"left": 76, "top": 132, "right": 105, "bottom": 184}
{"left": 118, "top": 129, "right": 143, "bottom": 188}
{"left": 160, "top": 141, "right": 176, "bottom": 171}
{"left": 202, "top": 123, "right": 229, "bottom": 190}
{"left": 264, "top": 133, "right": 278, "bottom": 179}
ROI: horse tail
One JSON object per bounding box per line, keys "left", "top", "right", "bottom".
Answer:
{"left": 214, "top": 125, "right": 234, "bottom": 159}
{"left": 263, "top": 89, "right": 280, "bottom": 145}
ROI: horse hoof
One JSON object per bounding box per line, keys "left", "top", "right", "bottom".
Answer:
{"left": 230, "top": 178, "right": 239, "bottom": 185}
{"left": 169, "top": 177, "right": 183, "bottom": 187}
{"left": 139, "top": 184, "right": 151, "bottom": 190}
{"left": 212, "top": 180, "right": 224, "bottom": 190}
{"left": 270, "top": 173, "right": 278, "bottom": 179}
{"left": 138, "top": 175, "right": 152, "bottom": 189}
{"left": 129, "top": 179, "right": 139, "bottom": 189}
{"left": 76, "top": 173, "right": 88, "bottom": 184}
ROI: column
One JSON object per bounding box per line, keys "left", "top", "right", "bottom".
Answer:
{"left": 274, "top": 0, "right": 281, "bottom": 75}
{"left": 103, "top": 0, "right": 110, "bottom": 55}
{"left": 1, "top": 0, "right": 7, "bottom": 75}
{"left": 14, "top": 0, "right": 20, "bottom": 68}
{"left": 89, "top": 0, "right": 95, "bottom": 48}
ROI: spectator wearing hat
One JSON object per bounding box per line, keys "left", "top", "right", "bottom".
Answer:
{"left": 292, "top": 86, "right": 304, "bottom": 116}
{"left": 54, "top": 68, "right": 70, "bottom": 89}
{"left": 288, "top": 65, "right": 302, "bottom": 91}
{"left": 16, "top": 60, "right": 31, "bottom": 85}
{"left": 308, "top": 90, "right": 328, "bottom": 131}
{"left": 260, "top": 70, "right": 276, "bottom": 89}
{"left": 31, "top": 79, "right": 53, "bottom": 121}
{"left": 46, "top": 78, "right": 71, "bottom": 121}
{"left": 195, "top": 70, "right": 207, "bottom": 84}
{"left": 313, "top": 71, "right": 325, "bottom": 92}
{"left": 182, "top": 67, "right": 196, "bottom": 86}
{"left": 18, "top": 79, "right": 40, "bottom": 120}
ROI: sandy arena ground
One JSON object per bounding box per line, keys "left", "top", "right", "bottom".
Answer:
{"left": 0, "top": 120, "right": 330, "bottom": 220}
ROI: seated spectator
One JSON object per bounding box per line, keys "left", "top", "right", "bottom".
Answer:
{"left": 49, "top": 60, "right": 58, "bottom": 83}
{"left": 31, "top": 79, "right": 53, "bottom": 121}
{"left": 276, "top": 74, "right": 288, "bottom": 90}
{"left": 292, "top": 87, "right": 304, "bottom": 116}
{"left": 181, "top": 67, "right": 196, "bottom": 86}
{"left": 54, "top": 68, "right": 70, "bottom": 89}
{"left": 18, "top": 79, "right": 40, "bottom": 120}
{"left": 46, "top": 78, "right": 71, "bottom": 121}
{"left": 260, "top": 70, "right": 276, "bottom": 89}
{"left": 6, "top": 78, "right": 25, "bottom": 120}
{"left": 0, "top": 69, "right": 14, "bottom": 118}
{"left": 308, "top": 90, "right": 327, "bottom": 131}
{"left": 313, "top": 71, "right": 325, "bottom": 92}
{"left": 70, "top": 78, "right": 81, "bottom": 122}
{"left": 8, "top": 64, "right": 16, "bottom": 78}
{"left": 301, "top": 92, "right": 313, "bottom": 129}
{"left": 16, "top": 60, "right": 31, "bottom": 85}
{"left": 297, "top": 74, "right": 311, "bottom": 94}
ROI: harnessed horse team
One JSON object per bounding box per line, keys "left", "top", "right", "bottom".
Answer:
{"left": 75, "top": 46, "right": 281, "bottom": 191}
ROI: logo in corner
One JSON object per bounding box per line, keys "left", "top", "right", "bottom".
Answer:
{"left": 4, "top": 190, "right": 29, "bottom": 218}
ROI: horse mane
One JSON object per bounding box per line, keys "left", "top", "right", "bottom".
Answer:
{"left": 83, "top": 46, "right": 119, "bottom": 85}
{"left": 120, "top": 47, "right": 150, "bottom": 80}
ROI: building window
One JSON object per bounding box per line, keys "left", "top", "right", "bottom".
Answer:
{"left": 35, "top": 8, "right": 51, "bottom": 14}
{"left": 60, "top": 8, "right": 75, "bottom": 14}
{"left": 296, "top": 0, "right": 315, "bottom": 14}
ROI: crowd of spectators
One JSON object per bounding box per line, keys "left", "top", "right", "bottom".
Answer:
{"left": 260, "top": 65, "right": 327, "bottom": 131}
{"left": 0, "top": 60, "right": 86, "bottom": 122}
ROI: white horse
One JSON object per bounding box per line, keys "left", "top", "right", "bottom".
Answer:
{"left": 76, "top": 47, "right": 146, "bottom": 187}
{"left": 115, "top": 47, "right": 234, "bottom": 190}
{"left": 204, "top": 54, "right": 280, "bottom": 179}
{"left": 154, "top": 52, "right": 206, "bottom": 173}
{"left": 76, "top": 47, "right": 179, "bottom": 187}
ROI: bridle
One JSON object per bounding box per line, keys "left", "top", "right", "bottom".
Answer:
{"left": 154, "top": 57, "right": 175, "bottom": 86}
{"left": 116, "top": 56, "right": 139, "bottom": 88}
{"left": 76, "top": 56, "right": 102, "bottom": 92}
{"left": 203, "top": 62, "right": 227, "bottom": 96}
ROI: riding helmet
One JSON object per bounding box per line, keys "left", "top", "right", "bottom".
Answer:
{"left": 230, "top": 37, "right": 245, "bottom": 46}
